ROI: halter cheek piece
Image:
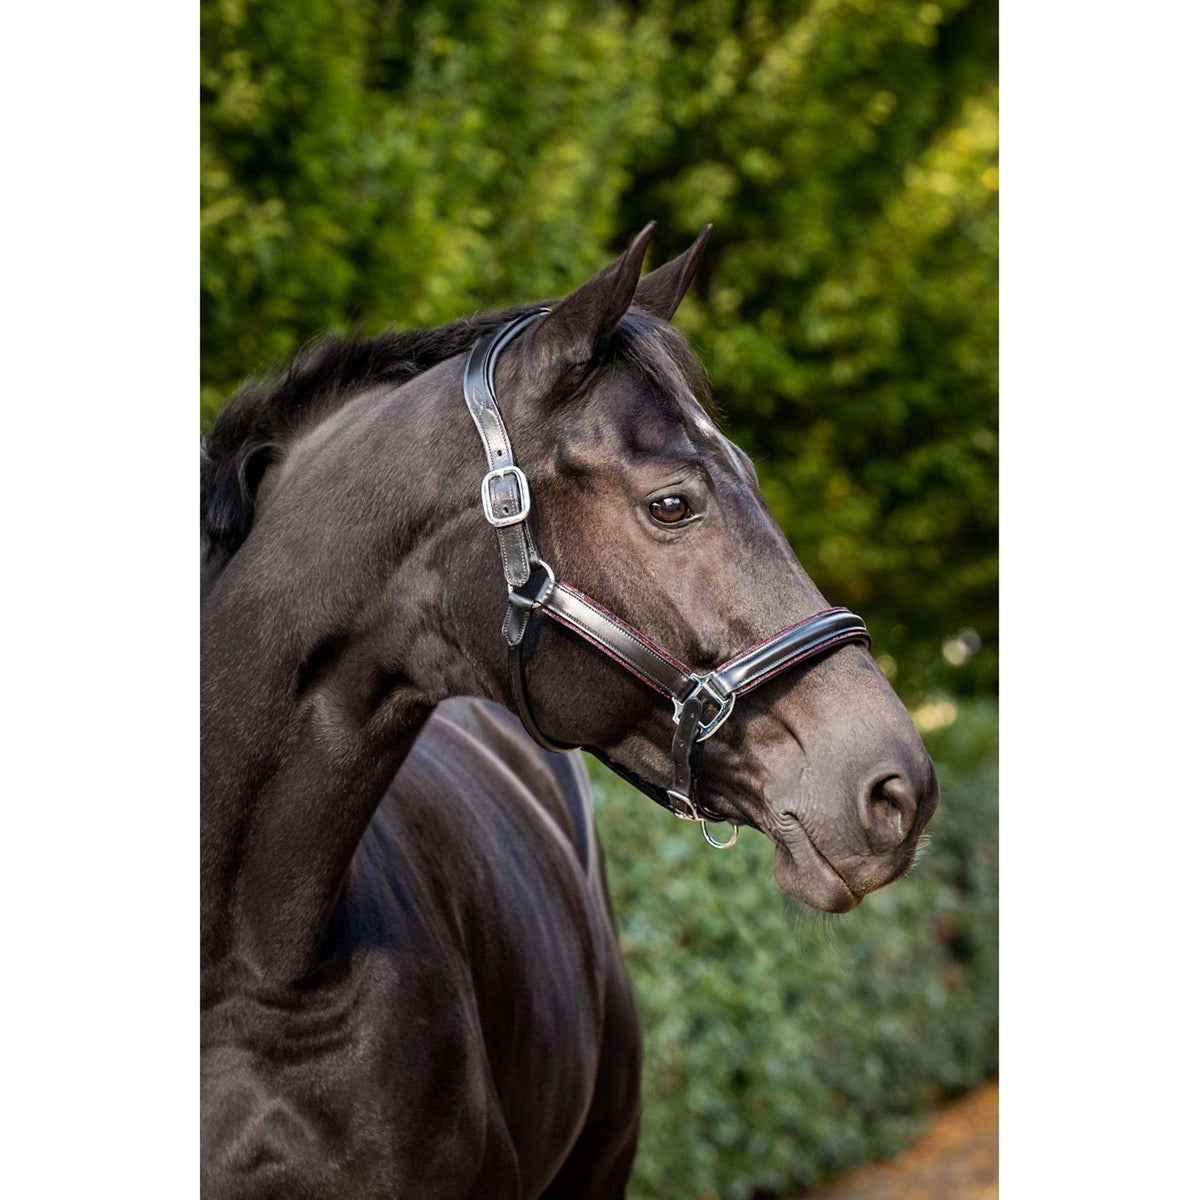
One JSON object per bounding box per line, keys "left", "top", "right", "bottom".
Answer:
{"left": 463, "top": 312, "right": 872, "bottom": 850}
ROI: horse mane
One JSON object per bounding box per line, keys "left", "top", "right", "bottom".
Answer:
{"left": 201, "top": 304, "right": 707, "bottom": 561}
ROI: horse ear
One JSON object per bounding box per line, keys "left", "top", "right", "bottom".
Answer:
{"left": 528, "top": 222, "right": 656, "bottom": 368}
{"left": 633, "top": 224, "right": 712, "bottom": 321}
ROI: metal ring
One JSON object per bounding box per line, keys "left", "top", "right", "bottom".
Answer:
{"left": 701, "top": 820, "right": 739, "bottom": 849}
{"left": 506, "top": 557, "right": 556, "bottom": 611}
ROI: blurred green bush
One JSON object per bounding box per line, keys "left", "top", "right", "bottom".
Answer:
{"left": 202, "top": 0, "right": 997, "bottom": 702}
{"left": 590, "top": 698, "right": 997, "bottom": 1200}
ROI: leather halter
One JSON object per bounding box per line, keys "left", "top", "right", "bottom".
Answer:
{"left": 463, "top": 311, "right": 872, "bottom": 849}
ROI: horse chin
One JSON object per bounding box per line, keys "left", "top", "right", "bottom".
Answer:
{"left": 770, "top": 830, "right": 860, "bottom": 913}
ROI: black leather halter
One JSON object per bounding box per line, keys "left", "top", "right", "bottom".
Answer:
{"left": 463, "top": 312, "right": 872, "bottom": 848}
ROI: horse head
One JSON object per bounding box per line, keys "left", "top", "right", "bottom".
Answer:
{"left": 202, "top": 224, "right": 937, "bottom": 922}
{"left": 445, "top": 224, "right": 938, "bottom": 909}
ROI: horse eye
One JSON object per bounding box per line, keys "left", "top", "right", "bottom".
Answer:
{"left": 649, "top": 495, "right": 692, "bottom": 525}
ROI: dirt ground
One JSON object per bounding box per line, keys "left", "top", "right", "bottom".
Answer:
{"left": 801, "top": 1082, "right": 998, "bottom": 1200}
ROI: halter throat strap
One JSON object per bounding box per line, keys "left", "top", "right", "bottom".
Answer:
{"left": 462, "top": 313, "right": 872, "bottom": 844}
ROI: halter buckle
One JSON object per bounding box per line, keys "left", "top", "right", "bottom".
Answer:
{"left": 672, "top": 674, "right": 737, "bottom": 742}
{"left": 481, "top": 465, "right": 531, "bottom": 527}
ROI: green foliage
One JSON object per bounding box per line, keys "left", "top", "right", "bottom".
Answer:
{"left": 625, "top": 0, "right": 998, "bottom": 701}
{"left": 591, "top": 699, "right": 998, "bottom": 1200}
{"left": 202, "top": 0, "right": 997, "bottom": 703}
{"left": 201, "top": 0, "right": 662, "bottom": 421}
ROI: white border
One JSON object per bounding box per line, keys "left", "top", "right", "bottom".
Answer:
{"left": 1003, "top": 1, "right": 1198, "bottom": 1191}
{"left": 2, "top": 3, "right": 197, "bottom": 1193}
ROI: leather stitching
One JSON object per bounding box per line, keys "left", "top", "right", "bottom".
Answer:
{"left": 715, "top": 608, "right": 845, "bottom": 671}
{"left": 556, "top": 584, "right": 691, "bottom": 677}
{"left": 543, "top": 606, "right": 679, "bottom": 698}
{"left": 555, "top": 592, "right": 688, "bottom": 694}
{"left": 732, "top": 630, "right": 870, "bottom": 696}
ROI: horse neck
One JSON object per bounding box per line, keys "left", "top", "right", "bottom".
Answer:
{"left": 201, "top": 361, "right": 505, "bottom": 985}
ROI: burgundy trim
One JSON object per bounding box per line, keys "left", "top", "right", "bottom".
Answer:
{"left": 732, "top": 630, "right": 868, "bottom": 696}
{"left": 556, "top": 583, "right": 691, "bottom": 673}
{"left": 543, "top": 593, "right": 866, "bottom": 701}
{"left": 541, "top": 605, "right": 677, "bottom": 699}
{"left": 715, "top": 607, "right": 848, "bottom": 674}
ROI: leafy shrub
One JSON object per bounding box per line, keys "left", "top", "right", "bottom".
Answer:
{"left": 589, "top": 699, "right": 997, "bottom": 1200}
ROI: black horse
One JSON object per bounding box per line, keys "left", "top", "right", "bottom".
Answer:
{"left": 201, "top": 225, "right": 938, "bottom": 1198}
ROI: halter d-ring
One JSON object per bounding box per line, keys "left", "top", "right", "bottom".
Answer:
{"left": 701, "top": 820, "right": 739, "bottom": 850}
{"left": 666, "top": 787, "right": 739, "bottom": 848}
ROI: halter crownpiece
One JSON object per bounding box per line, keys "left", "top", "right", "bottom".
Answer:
{"left": 463, "top": 312, "right": 872, "bottom": 849}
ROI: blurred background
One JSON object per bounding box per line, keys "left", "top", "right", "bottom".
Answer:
{"left": 202, "top": 2, "right": 997, "bottom": 1196}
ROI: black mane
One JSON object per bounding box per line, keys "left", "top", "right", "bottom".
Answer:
{"left": 201, "top": 304, "right": 706, "bottom": 560}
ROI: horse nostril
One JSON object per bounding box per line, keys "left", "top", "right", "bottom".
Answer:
{"left": 859, "top": 772, "right": 918, "bottom": 854}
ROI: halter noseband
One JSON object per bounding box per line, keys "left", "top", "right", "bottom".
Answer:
{"left": 463, "top": 312, "right": 871, "bottom": 849}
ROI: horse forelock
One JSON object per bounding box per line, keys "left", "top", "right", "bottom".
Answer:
{"left": 610, "top": 309, "right": 747, "bottom": 479}
{"left": 612, "top": 308, "right": 713, "bottom": 423}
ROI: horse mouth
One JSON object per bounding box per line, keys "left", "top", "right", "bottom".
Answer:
{"left": 771, "top": 821, "right": 860, "bottom": 913}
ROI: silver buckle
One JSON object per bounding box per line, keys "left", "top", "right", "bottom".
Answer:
{"left": 672, "top": 674, "right": 737, "bottom": 742}
{"left": 481, "top": 465, "right": 531, "bottom": 527}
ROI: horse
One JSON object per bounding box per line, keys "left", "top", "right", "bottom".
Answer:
{"left": 200, "top": 222, "right": 938, "bottom": 1198}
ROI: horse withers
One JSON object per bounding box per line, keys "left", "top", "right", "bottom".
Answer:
{"left": 200, "top": 224, "right": 937, "bottom": 1197}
